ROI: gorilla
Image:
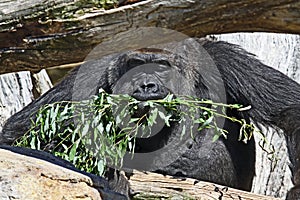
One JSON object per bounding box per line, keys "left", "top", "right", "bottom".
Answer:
{"left": 1, "top": 37, "right": 300, "bottom": 199}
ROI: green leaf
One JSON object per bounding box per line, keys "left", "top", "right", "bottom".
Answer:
{"left": 212, "top": 134, "right": 220, "bottom": 142}
{"left": 198, "top": 115, "right": 213, "bottom": 131}
{"left": 180, "top": 124, "right": 186, "bottom": 139}
{"left": 148, "top": 108, "right": 158, "bottom": 126}
{"left": 30, "top": 137, "right": 36, "bottom": 149}
{"left": 69, "top": 139, "right": 79, "bottom": 161}
{"left": 82, "top": 122, "right": 90, "bottom": 137}
{"left": 97, "top": 159, "right": 105, "bottom": 175}
{"left": 164, "top": 94, "right": 174, "bottom": 102}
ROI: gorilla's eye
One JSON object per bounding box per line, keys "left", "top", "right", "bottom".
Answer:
{"left": 127, "top": 58, "right": 145, "bottom": 68}
{"left": 154, "top": 59, "right": 171, "bottom": 67}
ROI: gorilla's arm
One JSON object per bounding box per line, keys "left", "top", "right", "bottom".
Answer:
{"left": 0, "top": 55, "right": 113, "bottom": 144}
{"left": 203, "top": 40, "right": 300, "bottom": 199}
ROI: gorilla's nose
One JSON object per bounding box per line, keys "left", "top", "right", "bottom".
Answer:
{"left": 132, "top": 81, "right": 167, "bottom": 101}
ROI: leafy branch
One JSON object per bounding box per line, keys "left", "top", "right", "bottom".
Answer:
{"left": 13, "top": 89, "right": 264, "bottom": 175}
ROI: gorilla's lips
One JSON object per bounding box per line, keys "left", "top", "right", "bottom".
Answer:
{"left": 131, "top": 95, "right": 179, "bottom": 125}
{"left": 132, "top": 93, "right": 167, "bottom": 101}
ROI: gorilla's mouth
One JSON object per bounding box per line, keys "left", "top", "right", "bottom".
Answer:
{"left": 128, "top": 96, "right": 181, "bottom": 153}
{"left": 131, "top": 82, "right": 172, "bottom": 119}
{"left": 130, "top": 94, "right": 179, "bottom": 127}
{"left": 132, "top": 102, "right": 151, "bottom": 118}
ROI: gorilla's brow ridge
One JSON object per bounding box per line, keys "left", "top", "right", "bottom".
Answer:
{"left": 135, "top": 48, "right": 172, "bottom": 55}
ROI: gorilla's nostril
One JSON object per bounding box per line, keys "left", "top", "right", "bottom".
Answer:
{"left": 141, "top": 82, "right": 158, "bottom": 93}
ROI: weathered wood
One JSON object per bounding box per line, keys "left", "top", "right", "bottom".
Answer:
{"left": 129, "top": 170, "right": 280, "bottom": 200}
{"left": 32, "top": 69, "right": 53, "bottom": 98}
{"left": 0, "top": 147, "right": 102, "bottom": 200}
{"left": 0, "top": 71, "right": 34, "bottom": 130}
{"left": 1, "top": 0, "right": 300, "bottom": 74}
{"left": 0, "top": 70, "right": 52, "bottom": 131}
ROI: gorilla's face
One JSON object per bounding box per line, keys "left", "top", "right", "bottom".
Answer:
{"left": 73, "top": 39, "right": 220, "bottom": 105}
{"left": 114, "top": 58, "right": 171, "bottom": 101}
{"left": 111, "top": 48, "right": 199, "bottom": 100}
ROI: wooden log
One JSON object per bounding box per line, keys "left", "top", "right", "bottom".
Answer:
{"left": 129, "top": 170, "right": 280, "bottom": 200}
{"left": 0, "top": 0, "right": 300, "bottom": 74}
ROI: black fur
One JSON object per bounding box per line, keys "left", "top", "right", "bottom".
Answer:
{"left": 1, "top": 38, "right": 300, "bottom": 199}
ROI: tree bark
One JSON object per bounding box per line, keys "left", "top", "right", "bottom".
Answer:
{"left": 0, "top": 0, "right": 300, "bottom": 74}
{"left": 129, "top": 170, "right": 280, "bottom": 200}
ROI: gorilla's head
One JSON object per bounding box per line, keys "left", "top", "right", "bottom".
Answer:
{"left": 71, "top": 40, "right": 226, "bottom": 171}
